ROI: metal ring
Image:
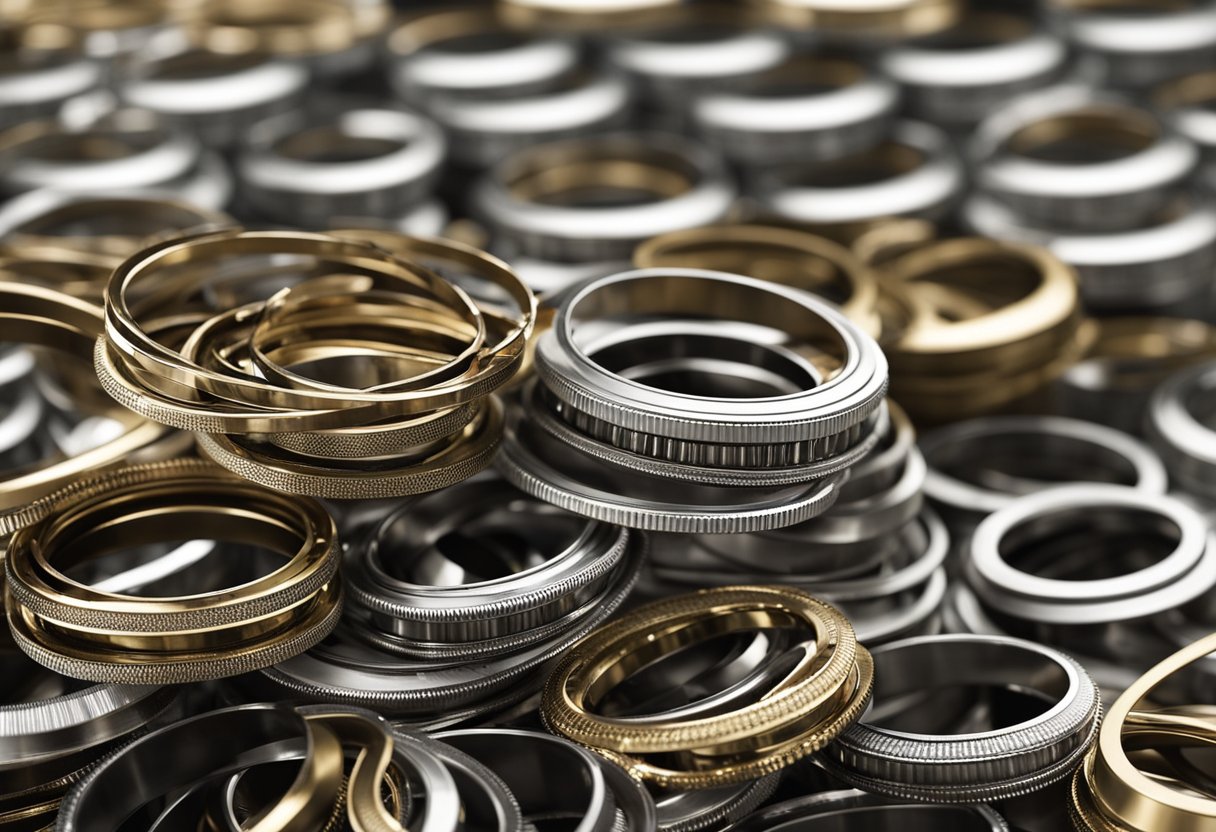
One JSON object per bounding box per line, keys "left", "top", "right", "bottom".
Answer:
{"left": 694, "top": 53, "right": 898, "bottom": 166}
{"left": 755, "top": 120, "right": 963, "bottom": 225}
{"left": 239, "top": 107, "right": 446, "bottom": 227}
{"left": 967, "top": 484, "right": 1216, "bottom": 626}
{"left": 0, "top": 24, "right": 101, "bottom": 131}
{"left": 972, "top": 85, "right": 1198, "bottom": 231}
{"left": 1147, "top": 361, "right": 1216, "bottom": 501}
{"left": 473, "top": 133, "right": 735, "bottom": 263}
{"left": 822, "top": 634, "right": 1101, "bottom": 803}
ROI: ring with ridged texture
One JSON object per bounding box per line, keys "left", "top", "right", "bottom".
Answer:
{"left": 921, "top": 415, "right": 1168, "bottom": 539}
{"left": 634, "top": 224, "right": 882, "bottom": 338}
{"left": 754, "top": 120, "right": 963, "bottom": 228}
{"left": 536, "top": 268, "right": 887, "bottom": 466}
{"left": 0, "top": 24, "right": 101, "bottom": 131}
{"left": 4, "top": 459, "right": 343, "bottom": 683}
{"left": 1069, "top": 631, "right": 1216, "bottom": 831}
{"left": 972, "top": 85, "right": 1197, "bottom": 232}
{"left": 387, "top": 8, "right": 580, "bottom": 104}
{"left": 392, "top": 729, "right": 523, "bottom": 832}
{"left": 821, "top": 634, "right": 1100, "bottom": 803}
{"left": 604, "top": 4, "right": 788, "bottom": 120}
{"left": 1147, "top": 361, "right": 1216, "bottom": 502}
{"left": 473, "top": 134, "right": 734, "bottom": 264}
{"left": 693, "top": 53, "right": 897, "bottom": 166}
{"left": 499, "top": 389, "right": 846, "bottom": 533}
{"left": 255, "top": 530, "right": 643, "bottom": 719}
{"left": 655, "top": 773, "right": 781, "bottom": 832}
{"left": 753, "top": 0, "right": 961, "bottom": 40}
{"left": 727, "top": 790, "right": 1010, "bottom": 831}
{"left": 344, "top": 476, "right": 632, "bottom": 656}
{"left": 0, "top": 283, "right": 169, "bottom": 525}
{"left": 435, "top": 728, "right": 625, "bottom": 832}
{"left": 120, "top": 34, "right": 309, "bottom": 151}
{"left": 238, "top": 106, "right": 446, "bottom": 228}
{"left": 54, "top": 703, "right": 346, "bottom": 832}
{"left": 542, "top": 585, "right": 873, "bottom": 789}
{"left": 1047, "top": 0, "right": 1216, "bottom": 91}
{"left": 1057, "top": 317, "right": 1216, "bottom": 436}
{"left": 963, "top": 193, "right": 1216, "bottom": 314}
{"left": 882, "top": 11, "right": 1067, "bottom": 130}
{"left": 0, "top": 191, "right": 234, "bottom": 259}
{"left": 0, "top": 108, "right": 232, "bottom": 209}
{"left": 966, "top": 485, "right": 1216, "bottom": 627}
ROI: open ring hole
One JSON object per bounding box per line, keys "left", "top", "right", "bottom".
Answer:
{"left": 504, "top": 144, "right": 698, "bottom": 207}
{"left": 378, "top": 499, "right": 586, "bottom": 586}
{"left": 996, "top": 506, "right": 1180, "bottom": 582}
{"left": 868, "top": 640, "right": 1067, "bottom": 734}
{"left": 903, "top": 253, "right": 1042, "bottom": 321}
{"left": 782, "top": 142, "right": 924, "bottom": 188}
{"left": 274, "top": 125, "right": 407, "bottom": 164}
{"left": 930, "top": 432, "right": 1141, "bottom": 495}
{"left": 587, "top": 330, "right": 822, "bottom": 398}
{"left": 1005, "top": 108, "right": 1159, "bottom": 164}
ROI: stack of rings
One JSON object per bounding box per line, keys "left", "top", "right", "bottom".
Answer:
{"left": 57, "top": 703, "right": 528, "bottom": 832}
{"left": 821, "top": 634, "right": 1101, "bottom": 804}
{"left": 1070, "top": 631, "right": 1216, "bottom": 831}
{"left": 879, "top": 237, "right": 1087, "bottom": 421}
{"left": 0, "top": 624, "right": 178, "bottom": 828}
{"left": 542, "top": 585, "right": 874, "bottom": 789}
{"left": 255, "top": 478, "right": 643, "bottom": 726}
{"left": 646, "top": 402, "right": 946, "bottom": 646}
{"left": 94, "top": 228, "right": 535, "bottom": 500}
{"left": 499, "top": 267, "right": 889, "bottom": 533}
{"left": 4, "top": 459, "right": 344, "bottom": 683}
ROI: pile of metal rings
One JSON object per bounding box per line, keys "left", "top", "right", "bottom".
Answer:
{"left": 7, "top": 0, "right": 1216, "bottom": 830}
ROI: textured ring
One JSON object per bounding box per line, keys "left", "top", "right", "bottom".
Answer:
{"left": 822, "top": 633, "right": 1101, "bottom": 803}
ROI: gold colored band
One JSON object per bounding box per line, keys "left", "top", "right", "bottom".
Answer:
{"left": 3, "top": 459, "right": 342, "bottom": 683}
{"left": 753, "top": 0, "right": 962, "bottom": 38}
{"left": 542, "top": 585, "right": 872, "bottom": 789}
{"left": 633, "top": 224, "right": 882, "bottom": 338}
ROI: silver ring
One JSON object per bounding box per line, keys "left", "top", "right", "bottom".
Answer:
{"left": 422, "top": 71, "right": 631, "bottom": 170}
{"left": 345, "top": 477, "right": 632, "bottom": 652}
{"left": 394, "top": 729, "right": 524, "bottom": 832}
{"left": 120, "top": 33, "right": 308, "bottom": 150}
{"left": 754, "top": 120, "right": 963, "bottom": 225}
{"left": 967, "top": 484, "right": 1216, "bottom": 625}
{"left": 473, "top": 134, "right": 735, "bottom": 263}
{"left": 1048, "top": 1, "right": 1216, "bottom": 90}
{"left": 725, "top": 789, "right": 1010, "bottom": 831}
{"left": 55, "top": 703, "right": 321, "bottom": 832}
{"left": 0, "top": 108, "right": 205, "bottom": 198}
{"left": 655, "top": 773, "right": 781, "bottom": 832}
{"left": 821, "top": 634, "right": 1101, "bottom": 803}
{"left": 0, "top": 27, "right": 101, "bottom": 131}
{"left": 387, "top": 9, "right": 581, "bottom": 103}
{"left": 435, "top": 728, "right": 624, "bottom": 832}
{"left": 694, "top": 53, "right": 898, "bottom": 166}
{"left": 972, "top": 85, "right": 1198, "bottom": 231}
{"left": 882, "top": 12, "right": 1067, "bottom": 129}
{"left": 1156, "top": 70, "right": 1216, "bottom": 194}
{"left": 239, "top": 106, "right": 446, "bottom": 227}
{"left": 963, "top": 192, "right": 1216, "bottom": 311}
{"left": 605, "top": 17, "right": 788, "bottom": 105}
{"left": 921, "top": 415, "right": 1168, "bottom": 529}
{"left": 257, "top": 534, "right": 643, "bottom": 717}
{"left": 1147, "top": 361, "right": 1216, "bottom": 501}
{"left": 537, "top": 268, "right": 888, "bottom": 447}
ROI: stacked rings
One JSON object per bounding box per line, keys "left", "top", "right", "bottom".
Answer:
{"left": 4, "top": 459, "right": 343, "bottom": 683}
{"left": 646, "top": 403, "right": 946, "bottom": 646}
{"left": 95, "top": 228, "right": 535, "bottom": 500}
{"left": 822, "top": 634, "right": 1101, "bottom": 803}
{"left": 0, "top": 24, "right": 101, "bottom": 131}
{"left": 500, "top": 267, "right": 888, "bottom": 533}
{"left": 879, "top": 237, "right": 1086, "bottom": 421}
{"left": 542, "top": 585, "right": 874, "bottom": 789}
{"left": 343, "top": 476, "right": 642, "bottom": 660}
